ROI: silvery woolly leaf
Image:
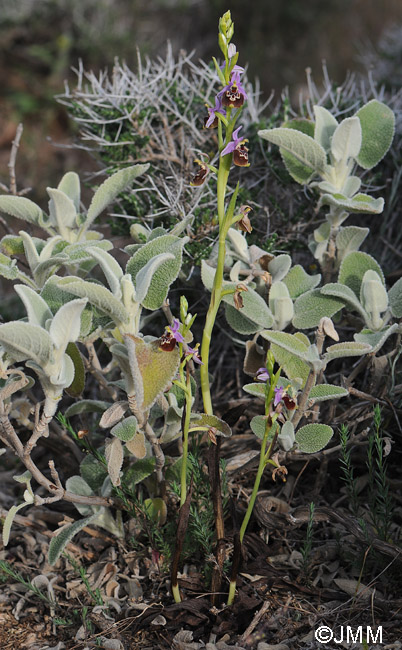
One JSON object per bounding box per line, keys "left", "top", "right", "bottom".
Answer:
{"left": 354, "top": 324, "right": 399, "bottom": 354}
{"left": 295, "top": 423, "right": 333, "bottom": 453}
{"left": 126, "top": 234, "right": 188, "bottom": 311}
{"left": 342, "top": 175, "right": 361, "bottom": 198}
{"left": 65, "top": 475, "right": 94, "bottom": 517}
{"left": 49, "top": 298, "right": 88, "bottom": 350}
{"left": 64, "top": 399, "right": 111, "bottom": 418}
{"left": 124, "top": 334, "right": 180, "bottom": 410}
{"left": 48, "top": 514, "right": 98, "bottom": 566}
{"left": 85, "top": 164, "right": 149, "bottom": 228}
{"left": 323, "top": 341, "right": 372, "bottom": 363}
{"left": 124, "top": 458, "right": 156, "bottom": 486}
{"left": 0, "top": 252, "right": 18, "bottom": 280}
{"left": 278, "top": 420, "right": 295, "bottom": 451}
{"left": 355, "top": 100, "right": 395, "bottom": 170}
{"left": 293, "top": 289, "right": 345, "bottom": 329}
{"left": 318, "top": 192, "right": 384, "bottom": 216}
{"left": 313, "top": 106, "right": 338, "bottom": 152}
{"left": 0, "top": 321, "right": 52, "bottom": 365}
{"left": 125, "top": 431, "right": 147, "bottom": 458}
{"left": 57, "top": 171, "right": 81, "bottom": 212}
{"left": 321, "top": 283, "right": 367, "bottom": 319}
{"left": 283, "top": 265, "right": 321, "bottom": 299}
{"left": 55, "top": 277, "right": 129, "bottom": 326}
{"left": 20, "top": 230, "right": 40, "bottom": 271}
{"left": 242, "top": 382, "right": 266, "bottom": 398}
{"left": 388, "top": 276, "right": 402, "bottom": 318}
{"left": 269, "top": 281, "right": 294, "bottom": 330}
{"left": 47, "top": 187, "right": 77, "bottom": 232}
{"left": 111, "top": 415, "right": 137, "bottom": 441}
{"left": 336, "top": 226, "right": 369, "bottom": 261}
{"left": 0, "top": 195, "right": 43, "bottom": 226}
{"left": 277, "top": 118, "right": 316, "bottom": 184}
{"left": 308, "top": 384, "right": 348, "bottom": 403}
{"left": 227, "top": 228, "right": 248, "bottom": 260}
{"left": 105, "top": 437, "right": 124, "bottom": 487}
{"left": 134, "top": 251, "right": 175, "bottom": 305}
{"left": 87, "top": 247, "right": 123, "bottom": 297}
{"left": 250, "top": 415, "right": 277, "bottom": 440}
{"left": 260, "top": 330, "right": 309, "bottom": 360}
{"left": 189, "top": 413, "right": 232, "bottom": 437}
{"left": 360, "top": 270, "right": 388, "bottom": 330}
{"left": 268, "top": 254, "right": 292, "bottom": 283}
{"left": 99, "top": 401, "right": 129, "bottom": 429}
{"left": 258, "top": 127, "right": 327, "bottom": 176}
{"left": 338, "top": 251, "right": 384, "bottom": 298}
{"left": 224, "top": 304, "right": 262, "bottom": 335}
{"left": 330, "top": 117, "right": 362, "bottom": 163}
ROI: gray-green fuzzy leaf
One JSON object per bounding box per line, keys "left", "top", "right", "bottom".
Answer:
{"left": 260, "top": 331, "right": 309, "bottom": 360}
{"left": 321, "top": 282, "right": 366, "bottom": 318}
{"left": 258, "top": 127, "right": 327, "bottom": 176}
{"left": 105, "top": 437, "right": 124, "bottom": 486}
{"left": 319, "top": 192, "right": 384, "bottom": 215}
{"left": 354, "top": 324, "right": 400, "bottom": 354}
{"left": 0, "top": 195, "right": 43, "bottom": 226}
{"left": 49, "top": 298, "right": 88, "bottom": 350}
{"left": 355, "top": 100, "right": 395, "bottom": 170}
{"left": 388, "top": 276, "right": 402, "bottom": 318}
{"left": 296, "top": 423, "right": 333, "bottom": 453}
{"left": 85, "top": 164, "right": 149, "bottom": 227}
{"left": 323, "top": 341, "right": 372, "bottom": 362}
{"left": 190, "top": 413, "right": 232, "bottom": 437}
{"left": 64, "top": 399, "right": 111, "bottom": 418}
{"left": 47, "top": 188, "right": 77, "bottom": 231}
{"left": 127, "top": 234, "right": 187, "bottom": 310}
{"left": 111, "top": 415, "right": 137, "bottom": 441}
{"left": 55, "top": 277, "right": 129, "bottom": 326}
{"left": 293, "top": 289, "right": 345, "bottom": 329}
{"left": 57, "top": 171, "right": 81, "bottom": 212}
{"left": 313, "top": 106, "right": 338, "bottom": 152}
{"left": 48, "top": 514, "right": 98, "bottom": 565}
{"left": 336, "top": 226, "right": 369, "bottom": 260}
{"left": 330, "top": 117, "right": 361, "bottom": 163}
{"left": 338, "top": 251, "right": 384, "bottom": 298}
{"left": 0, "top": 252, "right": 18, "bottom": 280}
{"left": 308, "top": 384, "right": 348, "bottom": 403}
{"left": 283, "top": 265, "right": 321, "bottom": 299}
{"left": 15, "top": 284, "right": 53, "bottom": 327}
{"left": 0, "top": 321, "right": 52, "bottom": 365}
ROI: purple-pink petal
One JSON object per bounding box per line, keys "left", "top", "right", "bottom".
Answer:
{"left": 221, "top": 126, "right": 243, "bottom": 157}
{"left": 274, "top": 386, "right": 285, "bottom": 407}
{"left": 169, "top": 319, "right": 184, "bottom": 343}
{"left": 186, "top": 345, "right": 203, "bottom": 364}
{"left": 256, "top": 367, "right": 269, "bottom": 382}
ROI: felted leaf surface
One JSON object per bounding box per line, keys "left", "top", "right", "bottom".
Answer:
{"left": 125, "top": 431, "right": 147, "bottom": 458}
{"left": 354, "top": 324, "right": 399, "bottom": 354}
{"left": 260, "top": 331, "right": 309, "bottom": 360}
{"left": 250, "top": 415, "right": 276, "bottom": 440}
{"left": 274, "top": 118, "right": 317, "bottom": 184}
{"left": 49, "top": 298, "right": 88, "bottom": 350}
{"left": 224, "top": 304, "right": 261, "bottom": 335}
{"left": 296, "top": 423, "right": 333, "bottom": 453}
{"left": 336, "top": 226, "right": 369, "bottom": 260}
{"left": 85, "top": 164, "right": 149, "bottom": 226}
{"left": 126, "top": 235, "right": 187, "bottom": 310}
{"left": 293, "top": 289, "right": 345, "bottom": 329}
{"left": 319, "top": 192, "right": 384, "bottom": 215}
{"left": 57, "top": 171, "right": 81, "bottom": 211}
{"left": 313, "top": 106, "right": 338, "bottom": 152}
{"left": 271, "top": 343, "right": 310, "bottom": 385}
{"left": 283, "top": 265, "right": 321, "bottom": 299}
{"left": 0, "top": 252, "right": 18, "bottom": 280}
{"left": 330, "top": 117, "right": 362, "bottom": 163}
{"left": 55, "top": 277, "right": 129, "bottom": 326}
{"left": 321, "top": 282, "right": 366, "bottom": 317}
{"left": 125, "top": 334, "right": 180, "bottom": 410}
{"left": 278, "top": 420, "right": 296, "bottom": 451}
{"left": 308, "top": 384, "right": 348, "bottom": 402}
{"left": 124, "top": 458, "right": 156, "bottom": 487}
{"left": 14, "top": 285, "right": 53, "bottom": 327}
{"left": 134, "top": 252, "right": 175, "bottom": 305}
{"left": 64, "top": 399, "right": 111, "bottom": 418}
{"left": 105, "top": 437, "right": 124, "bottom": 486}
{"left": 355, "top": 100, "right": 395, "bottom": 170}
{"left": 338, "top": 251, "right": 384, "bottom": 298}
{"left": 324, "top": 341, "right": 372, "bottom": 362}
{"left": 111, "top": 415, "right": 137, "bottom": 441}
{"left": 47, "top": 188, "right": 77, "bottom": 230}
{"left": 190, "top": 413, "right": 232, "bottom": 437}
{"left": 242, "top": 382, "right": 266, "bottom": 398}
{"left": 388, "top": 276, "right": 402, "bottom": 318}
{"left": 87, "top": 248, "right": 123, "bottom": 296}
{"left": 258, "top": 127, "right": 327, "bottom": 175}
{"left": 99, "top": 401, "right": 129, "bottom": 428}
{"left": 65, "top": 475, "right": 94, "bottom": 517}
{"left": 0, "top": 195, "right": 43, "bottom": 226}
{"left": 80, "top": 455, "right": 108, "bottom": 492}
{"left": 48, "top": 514, "right": 97, "bottom": 566}
{"left": 0, "top": 321, "right": 52, "bottom": 365}
{"left": 268, "top": 254, "right": 292, "bottom": 282}
{"left": 65, "top": 342, "right": 85, "bottom": 397}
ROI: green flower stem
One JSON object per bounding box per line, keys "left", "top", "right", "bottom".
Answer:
{"left": 180, "top": 367, "right": 192, "bottom": 508}
{"left": 227, "top": 420, "right": 278, "bottom": 605}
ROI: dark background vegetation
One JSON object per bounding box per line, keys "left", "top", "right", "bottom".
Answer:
{"left": 1, "top": 0, "right": 402, "bottom": 194}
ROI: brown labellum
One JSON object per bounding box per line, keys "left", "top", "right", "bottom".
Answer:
{"left": 233, "top": 143, "right": 249, "bottom": 167}
{"left": 158, "top": 332, "right": 176, "bottom": 352}
{"left": 221, "top": 84, "right": 245, "bottom": 108}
